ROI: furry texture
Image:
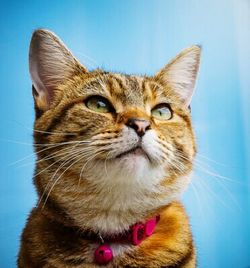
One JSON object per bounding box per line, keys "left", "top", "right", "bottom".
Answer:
{"left": 18, "top": 29, "right": 201, "bottom": 267}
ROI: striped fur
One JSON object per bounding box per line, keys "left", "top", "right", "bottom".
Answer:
{"left": 18, "top": 29, "right": 201, "bottom": 267}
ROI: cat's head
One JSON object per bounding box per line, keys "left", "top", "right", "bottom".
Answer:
{"left": 30, "top": 29, "right": 200, "bottom": 232}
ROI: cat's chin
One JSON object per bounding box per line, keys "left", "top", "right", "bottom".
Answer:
{"left": 86, "top": 150, "right": 165, "bottom": 191}
{"left": 115, "top": 147, "right": 150, "bottom": 162}
{"left": 112, "top": 148, "right": 153, "bottom": 177}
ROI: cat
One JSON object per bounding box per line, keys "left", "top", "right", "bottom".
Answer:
{"left": 18, "top": 29, "right": 201, "bottom": 268}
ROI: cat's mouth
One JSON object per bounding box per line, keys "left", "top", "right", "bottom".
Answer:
{"left": 115, "top": 146, "right": 150, "bottom": 161}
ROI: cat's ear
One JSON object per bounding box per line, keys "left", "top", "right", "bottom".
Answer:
{"left": 29, "top": 29, "right": 88, "bottom": 110}
{"left": 155, "top": 46, "right": 201, "bottom": 106}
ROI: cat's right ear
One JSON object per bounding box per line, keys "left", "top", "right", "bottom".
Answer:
{"left": 29, "top": 29, "right": 88, "bottom": 111}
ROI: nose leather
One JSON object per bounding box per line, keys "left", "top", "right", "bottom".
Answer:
{"left": 126, "top": 118, "right": 150, "bottom": 137}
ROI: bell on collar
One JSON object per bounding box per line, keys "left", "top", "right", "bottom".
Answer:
{"left": 94, "top": 244, "right": 113, "bottom": 265}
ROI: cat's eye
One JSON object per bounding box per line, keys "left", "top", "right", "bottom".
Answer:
{"left": 85, "top": 96, "right": 114, "bottom": 113}
{"left": 151, "top": 104, "right": 172, "bottom": 120}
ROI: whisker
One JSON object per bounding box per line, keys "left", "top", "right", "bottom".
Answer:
{"left": 33, "top": 129, "right": 78, "bottom": 136}
{"left": 196, "top": 152, "right": 231, "bottom": 167}
{"left": 33, "top": 144, "right": 85, "bottom": 180}
{"left": 173, "top": 151, "right": 242, "bottom": 210}
{"left": 189, "top": 180, "right": 205, "bottom": 222}
{"left": 104, "top": 151, "right": 112, "bottom": 177}
{"left": 39, "top": 146, "right": 84, "bottom": 207}
{"left": 193, "top": 160, "right": 242, "bottom": 210}
{"left": 43, "top": 147, "right": 104, "bottom": 208}
{"left": 8, "top": 120, "right": 79, "bottom": 136}
{"left": 38, "top": 144, "right": 102, "bottom": 206}
{"left": 0, "top": 139, "right": 34, "bottom": 146}
{"left": 79, "top": 150, "right": 104, "bottom": 181}
{"left": 33, "top": 140, "right": 92, "bottom": 147}
{"left": 17, "top": 144, "right": 85, "bottom": 168}
{"left": 8, "top": 140, "right": 93, "bottom": 166}
{"left": 11, "top": 143, "right": 79, "bottom": 167}
{"left": 194, "top": 174, "right": 232, "bottom": 210}
{"left": 75, "top": 150, "right": 104, "bottom": 200}
{"left": 42, "top": 152, "right": 86, "bottom": 208}
{"left": 194, "top": 160, "right": 242, "bottom": 185}
{"left": 1, "top": 138, "right": 91, "bottom": 148}
{"left": 190, "top": 177, "right": 215, "bottom": 222}
{"left": 176, "top": 152, "right": 242, "bottom": 185}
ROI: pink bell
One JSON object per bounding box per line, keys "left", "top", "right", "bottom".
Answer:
{"left": 94, "top": 244, "right": 113, "bottom": 265}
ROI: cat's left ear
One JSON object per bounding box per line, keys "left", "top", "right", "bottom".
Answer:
{"left": 155, "top": 45, "right": 201, "bottom": 107}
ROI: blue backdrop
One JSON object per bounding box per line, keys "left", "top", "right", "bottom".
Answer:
{"left": 0, "top": 1, "right": 249, "bottom": 267}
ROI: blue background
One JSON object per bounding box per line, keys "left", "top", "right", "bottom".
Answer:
{"left": 0, "top": 0, "right": 249, "bottom": 267}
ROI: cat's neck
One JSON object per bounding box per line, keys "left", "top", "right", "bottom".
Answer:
{"left": 38, "top": 195, "right": 163, "bottom": 238}
{"left": 35, "top": 162, "right": 190, "bottom": 235}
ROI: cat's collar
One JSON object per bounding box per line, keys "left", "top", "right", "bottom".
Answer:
{"left": 88, "top": 215, "right": 160, "bottom": 265}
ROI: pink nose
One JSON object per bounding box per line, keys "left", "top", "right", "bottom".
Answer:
{"left": 126, "top": 118, "right": 151, "bottom": 137}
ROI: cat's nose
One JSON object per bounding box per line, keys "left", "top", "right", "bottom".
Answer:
{"left": 126, "top": 118, "right": 151, "bottom": 137}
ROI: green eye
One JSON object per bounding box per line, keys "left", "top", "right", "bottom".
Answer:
{"left": 151, "top": 104, "right": 172, "bottom": 120}
{"left": 85, "top": 96, "right": 113, "bottom": 113}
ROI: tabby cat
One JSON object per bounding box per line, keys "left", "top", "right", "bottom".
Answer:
{"left": 18, "top": 29, "right": 201, "bottom": 268}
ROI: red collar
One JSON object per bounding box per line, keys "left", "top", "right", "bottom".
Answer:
{"left": 94, "top": 215, "right": 160, "bottom": 265}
